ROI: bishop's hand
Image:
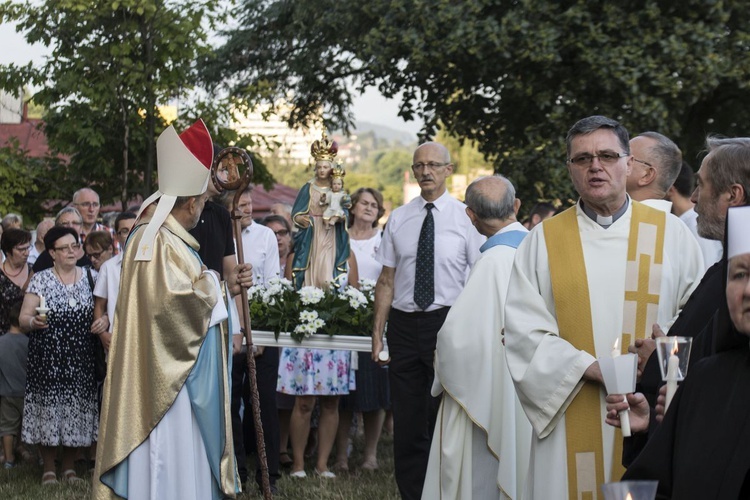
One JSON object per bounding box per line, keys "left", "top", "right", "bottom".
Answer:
{"left": 228, "top": 262, "right": 254, "bottom": 297}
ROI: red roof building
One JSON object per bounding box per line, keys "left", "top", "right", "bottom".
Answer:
{"left": 249, "top": 182, "right": 299, "bottom": 219}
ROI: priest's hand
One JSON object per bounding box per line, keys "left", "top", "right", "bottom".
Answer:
{"left": 227, "top": 262, "right": 254, "bottom": 296}
{"left": 583, "top": 360, "right": 604, "bottom": 385}
{"left": 605, "top": 393, "right": 650, "bottom": 433}
{"left": 628, "top": 324, "right": 665, "bottom": 379}
{"left": 655, "top": 384, "right": 668, "bottom": 423}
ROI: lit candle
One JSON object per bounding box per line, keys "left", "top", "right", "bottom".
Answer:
{"left": 611, "top": 337, "right": 620, "bottom": 358}
{"left": 665, "top": 346, "right": 679, "bottom": 411}
{"left": 39, "top": 295, "right": 46, "bottom": 309}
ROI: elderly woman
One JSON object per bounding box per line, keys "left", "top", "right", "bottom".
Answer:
{"left": 32, "top": 207, "right": 92, "bottom": 273}
{"left": 334, "top": 187, "right": 390, "bottom": 471}
{"left": 19, "top": 226, "right": 98, "bottom": 485}
{"left": 0, "top": 229, "right": 32, "bottom": 334}
{"left": 614, "top": 206, "right": 750, "bottom": 498}
{"left": 261, "top": 215, "right": 293, "bottom": 276}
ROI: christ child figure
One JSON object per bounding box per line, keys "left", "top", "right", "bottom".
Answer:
{"left": 323, "top": 174, "right": 351, "bottom": 226}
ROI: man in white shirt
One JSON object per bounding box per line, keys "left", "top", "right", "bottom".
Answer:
{"left": 92, "top": 211, "right": 136, "bottom": 351}
{"left": 239, "top": 187, "right": 281, "bottom": 287}
{"left": 504, "top": 116, "right": 703, "bottom": 499}
{"left": 372, "top": 142, "right": 484, "bottom": 500}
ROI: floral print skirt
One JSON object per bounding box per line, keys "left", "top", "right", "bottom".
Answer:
{"left": 277, "top": 348, "right": 355, "bottom": 396}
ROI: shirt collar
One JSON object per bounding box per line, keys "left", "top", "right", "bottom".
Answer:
{"left": 580, "top": 195, "right": 630, "bottom": 228}
{"left": 418, "top": 190, "right": 451, "bottom": 211}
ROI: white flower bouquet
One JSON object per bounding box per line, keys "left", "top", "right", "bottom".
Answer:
{"left": 248, "top": 277, "right": 376, "bottom": 343}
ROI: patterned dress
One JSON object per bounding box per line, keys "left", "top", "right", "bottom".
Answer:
{"left": 22, "top": 268, "right": 98, "bottom": 447}
{"left": 0, "top": 265, "right": 29, "bottom": 334}
{"left": 277, "top": 347, "right": 354, "bottom": 396}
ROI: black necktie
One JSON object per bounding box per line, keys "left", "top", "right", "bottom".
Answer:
{"left": 414, "top": 203, "right": 435, "bottom": 310}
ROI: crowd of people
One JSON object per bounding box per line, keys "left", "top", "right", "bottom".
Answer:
{"left": 0, "top": 114, "right": 748, "bottom": 500}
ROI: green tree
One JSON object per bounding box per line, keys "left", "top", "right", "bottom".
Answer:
{"left": 0, "top": 139, "right": 48, "bottom": 222}
{"left": 206, "top": 0, "right": 750, "bottom": 206}
{"left": 0, "top": 0, "right": 234, "bottom": 210}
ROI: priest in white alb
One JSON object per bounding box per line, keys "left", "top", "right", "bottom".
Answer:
{"left": 423, "top": 175, "right": 531, "bottom": 500}
{"left": 504, "top": 116, "right": 704, "bottom": 499}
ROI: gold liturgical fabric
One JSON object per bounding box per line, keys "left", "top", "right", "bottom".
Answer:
{"left": 92, "top": 210, "right": 236, "bottom": 499}
{"left": 544, "top": 201, "right": 665, "bottom": 499}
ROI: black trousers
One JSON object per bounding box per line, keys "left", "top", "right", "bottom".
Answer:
{"left": 388, "top": 307, "right": 449, "bottom": 500}
{"left": 231, "top": 347, "right": 280, "bottom": 488}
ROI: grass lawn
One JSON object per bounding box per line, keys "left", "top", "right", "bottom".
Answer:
{"left": 0, "top": 432, "right": 401, "bottom": 499}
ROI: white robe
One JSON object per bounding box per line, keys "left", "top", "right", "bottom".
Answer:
{"left": 127, "top": 272, "right": 229, "bottom": 500}
{"left": 504, "top": 203, "right": 703, "bottom": 500}
{"left": 423, "top": 222, "right": 532, "bottom": 500}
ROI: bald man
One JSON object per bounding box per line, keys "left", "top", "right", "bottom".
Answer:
{"left": 372, "top": 142, "right": 484, "bottom": 500}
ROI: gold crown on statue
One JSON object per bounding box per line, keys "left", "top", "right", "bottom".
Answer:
{"left": 310, "top": 132, "right": 338, "bottom": 162}
{"left": 332, "top": 161, "right": 346, "bottom": 179}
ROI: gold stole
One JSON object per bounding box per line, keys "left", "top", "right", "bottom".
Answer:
{"left": 543, "top": 201, "right": 665, "bottom": 500}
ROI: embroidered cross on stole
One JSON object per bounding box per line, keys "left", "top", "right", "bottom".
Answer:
{"left": 543, "top": 201, "right": 666, "bottom": 500}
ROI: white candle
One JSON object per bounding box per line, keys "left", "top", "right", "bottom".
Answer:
{"left": 611, "top": 338, "right": 620, "bottom": 358}
{"left": 665, "top": 353, "right": 679, "bottom": 411}
{"left": 610, "top": 337, "right": 631, "bottom": 436}
{"left": 620, "top": 396, "right": 632, "bottom": 437}
{"left": 39, "top": 295, "right": 46, "bottom": 309}
{"left": 378, "top": 335, "right": 390, "bottom": 362}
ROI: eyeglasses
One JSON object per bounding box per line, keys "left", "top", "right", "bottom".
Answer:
{"left": 567, "top": 152, "right": 629, "bottom": 167}
{"left": 86, "top": 249, "right": 109, "bottom": 260}
{"left": 53, "top": 243, "right": 81, "bottom": 253}
{"left": 273, "top": 229, "right": 290, "bottom": 237}
{"left": 14, "top": 245, "right": 31, "bottom": 253}
{"left": 75, "top": 202, "right": 100, "bottom": 209}
{"left": 60, "top": 220, "right": 82, "bottom": 227}
{"left": 632, "top": 157, "right": 653, "bottom": 168}
{"left": 411, "top": 162, "right": 450, "bottom": 171}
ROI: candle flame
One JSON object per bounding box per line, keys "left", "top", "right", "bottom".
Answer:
{"left": 671, "top": 340, "right": 679, "bottom": 356}
{"left": 625, "top": 494, "right": 633, "bottom": 500}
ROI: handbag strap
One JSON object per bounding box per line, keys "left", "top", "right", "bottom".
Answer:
{"left": 85, "top": 266, "right": 94, "bottom": 292}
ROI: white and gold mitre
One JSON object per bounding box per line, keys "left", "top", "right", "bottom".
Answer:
{"left": 135, "top": 119, "right": 213, "bottom": 261}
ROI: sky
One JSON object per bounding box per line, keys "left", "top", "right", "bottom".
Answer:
{"left": 0, "top": 22, "right": 423, "bottom": 135}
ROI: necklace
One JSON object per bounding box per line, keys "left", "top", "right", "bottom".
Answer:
{"left": 54, "top": 266, "right": 79, "bottom": 308}
{"left": 2, "top": 260, "right": 25, "bottom": 278}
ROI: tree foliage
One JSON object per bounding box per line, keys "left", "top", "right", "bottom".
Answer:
{"left": 0, "top": 0, "right": 266, "bottom": 213}
{"left": 0, "top": 138, "right": 47, "bottom": 220}
{"left": 206, "top": 0, "right": 750, "bottom": 208}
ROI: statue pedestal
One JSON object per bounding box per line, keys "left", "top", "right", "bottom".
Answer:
{"left": 251, "top": 330, "right": 373, "bottom": 352}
